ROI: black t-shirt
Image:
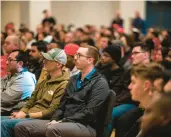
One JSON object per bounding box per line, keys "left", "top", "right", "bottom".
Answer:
{"left": 42, "top": 17, "right": 56, "bottom": 26}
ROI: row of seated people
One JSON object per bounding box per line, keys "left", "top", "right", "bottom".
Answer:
{"left": 1, "top": 34, "right": 171, "bottom": 137}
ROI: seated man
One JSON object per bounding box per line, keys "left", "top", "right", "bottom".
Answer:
{"left": 14, "top": 46, "right": 110, "bottom": 137}
{"left": 28, "top": 41, "right": 48, "bottom": 80}
{"left": 1, "top": 35, "right": 20, "bottom": 78}
{"left": 115, "top": 63, "right": 165, "bottom": 137}
{"left": 1, "top": 50, "right": 36, "bottom": 115}
{"left": 1, "top": 48, "right": 69, "bottom": 137}
{"left": 96, "top": 45, "right": 135, "bottom": 137}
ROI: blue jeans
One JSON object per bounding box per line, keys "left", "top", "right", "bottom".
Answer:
{"left": 1, "top": 116, "right": 32, "bottom": 137}
{"left": 107, "top": 104, "right": 136, "bottom": 137}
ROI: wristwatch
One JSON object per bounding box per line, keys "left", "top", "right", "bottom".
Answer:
{"left": 25, "top": 113, "right": 30, "bottom": 118}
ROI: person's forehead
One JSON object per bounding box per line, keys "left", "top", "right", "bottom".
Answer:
{"left": 103, "top": 52, "right": 110, "bottom": 56}
{"left": 101, "top": 37, "right": 108, "bottom": 41}
{"left": 66, "top": 33, "right": 72, "bottom": 37}
{"left": 9, "top": 51, "right": 18, "bottom": 58}
{"left": 5, "top": 37, "right": 11, "bottom": 42}
{"left": 132, "top": 46, "right": 141, "bottom": 52}
{"left": 131, "top": 75, "right": 142, "bottom": 82}
{"left": 31, "top": 46, "right": 38, "bottom": 50}
{"left": 77, "top": 47, "right": 88, "bottom": 53}
{"left": 50, "top": 43, "right": 58, "bottom": 47}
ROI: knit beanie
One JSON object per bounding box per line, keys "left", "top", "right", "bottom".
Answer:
{"left": 103, "top": 45, "right": 121, "bottom": 63}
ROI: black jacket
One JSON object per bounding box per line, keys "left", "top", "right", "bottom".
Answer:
{"left": 28, "top": 60, "right": 43, "bottom": 81}
{"left": 115, "top": 107, "right": 144, "bottom": 137}
{"left": 96, "top": 63, "right": 135, "bottom": 106}
{"left": 51, "top": 71, "right": 110, "bottom": 130}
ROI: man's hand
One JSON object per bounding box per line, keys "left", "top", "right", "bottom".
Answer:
{"left": 9, "top": 111, "right": 26, "bottom": 119}
{"left": 46, "top": 120, "right": 62, "bottom": 126}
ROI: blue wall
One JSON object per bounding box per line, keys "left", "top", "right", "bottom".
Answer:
{"left": 146, "top": 1, "right": 171, "bottom": 30}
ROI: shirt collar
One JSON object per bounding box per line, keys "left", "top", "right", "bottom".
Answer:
{"left": 77, "top": 68, "right": 96, "bottom": 81}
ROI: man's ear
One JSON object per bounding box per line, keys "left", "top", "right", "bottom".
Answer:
{"left": 88, "top": 58, "right": 94, "bottom": 64}
{"left": 38, "top": 52, "right": 43, "bottom": 57}
{"left": 144, "top": 52, "right": 150, "bottom": 60}
{"left": 56, "top": 62, "right": 62, "bottom": 68}
{"left": 18, "top": 61, "right": 24, "bottom": 67}
{"left": 144, "top": 80, "right": 151, "bottom": 91}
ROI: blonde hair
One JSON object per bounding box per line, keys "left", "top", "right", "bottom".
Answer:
{"left": 131, "top": 62, "right": 164, "bottom": 82}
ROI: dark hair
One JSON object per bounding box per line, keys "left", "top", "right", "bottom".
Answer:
{"left": 43, "top": 9, "right": 47, "bottom": 14}
{"left": 27, "top": 31, "right": 34, "bottom": 38}
{"left": 50, "top": 40, "right": 63, "bottom": 49}
{"left": 100, "top": 34, "right": 112, "bottom": 46}
{"left": 31, "top": 41, "right": 48, "bottom": 52}
{"left": 12, "top": 50, "right": 29, "bottom": 68}
{"left": 152, "top": 31, "right": 159, "bottom": 38}
{"left": 76, "top": 28, "right": 84, "bottom": 34}
{"left": 145, "top": 38, "right": 155, "bottom": 50}
{"left": 52, "top": 30, "right": 60, "bottom": 41}
{"left": 134, "top": 42, "right": 150, "bottom": 53}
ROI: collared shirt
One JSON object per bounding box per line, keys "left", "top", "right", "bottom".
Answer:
{"left": 76, "top": 68, "right": 96, "bottom": 90}
{"left": 70, "top": 66, "right": 80, "bottom": 77}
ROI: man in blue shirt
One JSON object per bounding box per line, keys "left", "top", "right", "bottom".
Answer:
{"left": 132, "top": 11, "right": 146, "bottom": 35}
{"left": 1, "top": 50, "right": 36, "bottom": 115}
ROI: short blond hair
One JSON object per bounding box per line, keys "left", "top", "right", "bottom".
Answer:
{"left": 131, "top": 62, "right": 164, "bottom": 82}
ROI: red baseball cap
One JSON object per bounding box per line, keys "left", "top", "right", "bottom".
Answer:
{"left": 64, "top": 43, "right": 79, "bottom": 56}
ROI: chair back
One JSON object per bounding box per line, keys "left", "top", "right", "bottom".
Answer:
{"left": 96, "top": 90, "right": 116, "bottom": 137}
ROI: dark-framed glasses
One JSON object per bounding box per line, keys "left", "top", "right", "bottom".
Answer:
{"left": 7, "top": 58, "right": 18, "bottom": 62}
{"left": 74, "top": 53, "right": 91, "bottom": 59}
{"left": 131, "top": 51, "right": 144, "bottom": 56}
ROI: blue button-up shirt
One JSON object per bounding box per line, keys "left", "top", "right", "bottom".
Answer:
{"left": 76, "top": 68, "right": 96, "bottom": 90}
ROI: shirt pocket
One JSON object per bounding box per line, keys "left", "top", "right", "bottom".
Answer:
{"left": 41, "top": 90, "right": 54, "bottom": 105}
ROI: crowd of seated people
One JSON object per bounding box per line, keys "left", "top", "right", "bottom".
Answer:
{"left": 1, "top": 9, "right": 171, "bottom": 137}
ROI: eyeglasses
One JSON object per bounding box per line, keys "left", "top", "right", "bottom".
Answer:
{"left": 7, "top": 58, "right": 18, "bottom": 62}
{"left": 29, "top": 50, "right": 36, "bottom": 53}
{"left": 74, "top": 53, "right": 91, "bottom": 59}
{"left": 131, "top": 51, "right": 144, "bottom": 56}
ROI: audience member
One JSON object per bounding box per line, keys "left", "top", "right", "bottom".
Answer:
{"left": 96, "top": 45, "right": 135, "bottom": 137}
{"left": 42, "top": 9, "right": 56, "bottom": 27}
{"left": 1, "top": 35, "right": 20, "bottom": 78}
{"left": 1, "top": 50, "right": 36, "bottom": 115}
{"left": 132, "top": 11, "right": 146, "bottom": 35}
{"left": 111, "top": 11, "right": 124, "bottom": 28}
{"left": 114, "top": 42, "right": 151, "bottom": 137}
{"left": 98, "top": 35, "right": 110, "bottom": 54}
{"left": 24, "top": 31, "right": 36, "bottom": 49}
{"left": 28, "top": 41, "right": 48, "bottom": 80}
{"left": 115, "top": 63, "right": 164, "bottom": 137}
{"left": 64, "top": 43, "right": 80, "bottom": 77}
